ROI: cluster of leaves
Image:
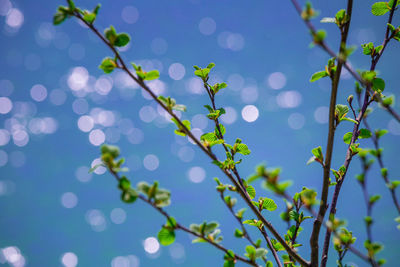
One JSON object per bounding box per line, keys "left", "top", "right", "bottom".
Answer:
{"left": 244, "top": 245, "right": 268, "bottom": 263}
{"left": 189, "top": 221, "right": 223, "bottom": 244}
{"left": 53, "top": 0, "right": 101, "bottom": 25}
{"left": 95, "top": 145, "right": 173, "bottom": 208}
{"left": 321, "top": 9, "right": 349, "bottom": 28}
{"left": 247, "top": 164, "right": 292, "bottom": 195}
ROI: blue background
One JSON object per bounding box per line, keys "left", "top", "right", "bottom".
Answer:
{"left": 0, "top": 0, "right": 399, "bottom": 266}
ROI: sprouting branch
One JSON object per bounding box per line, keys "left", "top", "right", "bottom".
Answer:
{"left": 219, "top": 193, "right": 257, "bottom": 247}
{"left": 310, "top": 1, "right": 353, "bottom": 266}
{"left": 201, "top": 81, "right": 246, "bottom": 191}
{"left": 106, "top": 169, "right": 259, "bottom": 267}
{"left": 321, "top": 1, "right": 399, "bottom": 264}
{"left": 140, "top": 196, "right": 259, "bottom": 267}
{"left": 68, "top": 6, "right": 310, "bottom": 266}
{"left": 218, "top": 192, "right": 274, "bottom": 266}
{"left": 289, "top": 0, "right": 400, "bottom": 123}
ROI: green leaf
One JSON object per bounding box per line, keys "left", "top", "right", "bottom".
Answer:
{"left": 223, "top": 250, "right": 236, "bottom": 267}
{"left": 236, "top": 208, "right": 246, "bottom": 219}
{"left": 287, "top": 225, "right": 303, "bottom": 239}
{"left": 204, "top": 222, "right": 219, "bottom": 235}
{"left": 369, "top": 194, "right": 381, "bottom": 204}
{"left": 371, "top": 2, "right": 390, "bottom": 16}
{"left": 194, "top": 68, "right": 210, "bottom": 79}
{"left": 382, "top": 95, "right": 395, "bottom": 107}
{"left": 262, "top": 198, "right": 278, "bottom": 211}
{"left": 114, "top": 33, "right": 131, "bottom": 47}
{"left": 361, "top": 42, "right": 374, "bottom": 55}
{"left": 375, "top": 45, "right": 383, "bottom": 53}
{"left": 158, "top": 227, "right": 175, "bottom": 246}
{"left": 207, "top": 62, "right": 216, "bottom": 69}
{"left": 243, "top": 219, "right": 261, "bottom": 227}
{"left": 375, "top": 129, "right": 388, "bottom": 138}
{"left": 83, "top": 11, "right": 96, "bottom": 24}
{"left": 118, "top": 177, "right": 131, "bottom": 191}
{"left": 310, "top": 71, "right": 328, "bottom": 82}
{"left": 335, "top": 9, "right": 347, "bottom": 24}
{"left": 201, "top": 132, "right": 217, "bottom": 142}
{"left": 104, "top": 26, "right": 118, "bottom": 45}
{"left": 335, "top": 104, "right": 349, "bottom": 119}
{"left": 246, "top": 185, "right": 256, "bottom": 199}
{"left": 144, "top": 70, "right": 160, "bottom": 81}
{"left": 171, "top": 118, "right": 191, "bottom": 136}
{"left": 93, "top": 4, "right": 101, "bottom": 15}
{"left": 137, "top": 181, "right": 151, "bottom": 195}
{"left": 343, "top": 132, "right": 353, "bottom": 144}
{"left": 388, "top": 180, "right": 400, "bottom": 190}
{"left": 154, "top": 188, "right": 171, "bottom": 207}
{"left": 359, "top": 129, "right": 372, "bottom": 139}
{"left": 311, "top": 146, "right": 323, "bottom": 162}
{"left": 53, "top": 11, "right": 68, "bottom": 25}
{"left": 245, "top": 245, "right": 256, "bottom": 261}
{"left": 121, "top": 188, "right": 138, "bottom": 203}
{"left": 215, "top": 124, "right": 226, "bottom": 136}
{"left": 101, "top": 144, "right": 120, "bottom": 158}
{"left": 234, "top": 228, "right": 244, "bottom": 238}
{"left": 341, "top": 117, "right": 358, "bottom": 124}
{"left": 365, "top": 216, "right": 373, "bottom": 226}
{"left": 313, "top": 30, "right": 327, "bottom": 44}
{"left": 362, "top": 70, "right": 377, "bottom": 82}
{"left": 372, "top": 78, "right": 385, "bottom": 92}
{"left": 99, "top": 57, "right": 117, "bottom": 73}
{"left": 223, "top": 260, "right": 235, "bottom": 267}
{"left": 236, "top": 143, "right": 251, "bottom": 155}
{"left": 166, "top": 217, "right": 177, "bottom": 228}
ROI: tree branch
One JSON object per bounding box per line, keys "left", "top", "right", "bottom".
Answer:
{"left": 106, "top": 168, "right": 259, "bottom": 266}
{"left": 70, "top": 8, "right": 310, "bottom": 266}
{"left": 321, "top": 2, "right": 399, "bottom": 265}
{"left": 310, "top": 1, "right": 353, "bottom": 266}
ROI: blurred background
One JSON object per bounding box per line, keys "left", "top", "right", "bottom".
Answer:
{"left": 0, "top": 0, "right": 399, "bottom": 266}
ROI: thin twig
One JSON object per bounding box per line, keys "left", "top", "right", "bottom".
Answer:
{"left": 359, "top": 157, "right": 373, "bottom": 242}
{"left": 218, "top": 192, "right": 268, "bottom": 264}
{"left": 363, "top": 119, "right": 400, "bottom": 214}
